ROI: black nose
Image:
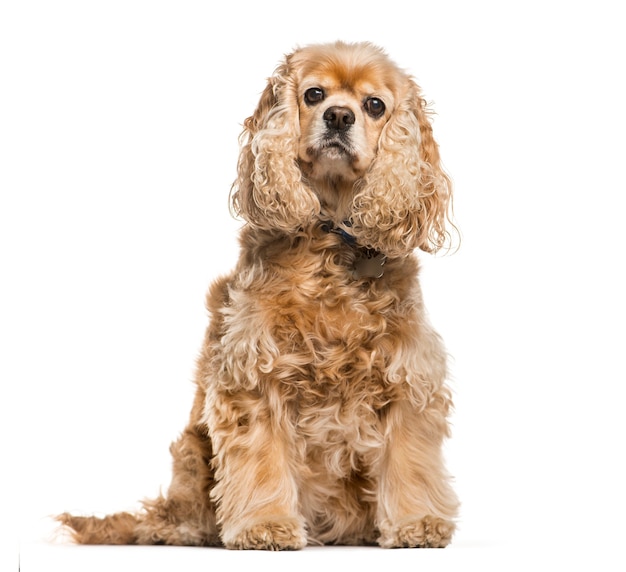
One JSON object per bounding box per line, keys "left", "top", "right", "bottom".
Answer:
{"left": 323, "top": 106, "right": 355, "bottom": 131}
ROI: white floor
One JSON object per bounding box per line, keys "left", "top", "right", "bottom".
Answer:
{"left": 15, "top": 517, "right": 624, "bottom": 572}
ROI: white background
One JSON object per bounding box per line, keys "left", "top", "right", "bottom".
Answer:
{"left": 2, "top": 1, "right": 625, "bottom": 570}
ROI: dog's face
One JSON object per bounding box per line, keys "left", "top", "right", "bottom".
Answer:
{"left": 293, "top": 46, "right": 400, "bottom": 185}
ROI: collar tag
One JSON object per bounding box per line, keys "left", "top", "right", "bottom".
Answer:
{"left": 353, "top": 251, "right": 386, "bottom": 279}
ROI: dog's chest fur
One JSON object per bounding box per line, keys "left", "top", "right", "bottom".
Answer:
{"left": 208, "top": 228, "right": 420, "bottom": 462}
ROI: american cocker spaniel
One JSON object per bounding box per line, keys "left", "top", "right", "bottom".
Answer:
{"left": 59, "top": 40, "right": 459, "bottom": 550}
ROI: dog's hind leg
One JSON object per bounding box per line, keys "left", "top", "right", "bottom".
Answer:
{"left": 58, "top": 385, "right": 220, "bottom": 546}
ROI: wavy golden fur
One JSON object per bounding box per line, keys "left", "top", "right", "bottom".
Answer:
{"left": 58, "top": 41, "right": 459, "bottom": 550}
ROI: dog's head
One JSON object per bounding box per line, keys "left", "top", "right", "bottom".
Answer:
{"left": 230, "top": 41, "right": 454, "bottom": 256}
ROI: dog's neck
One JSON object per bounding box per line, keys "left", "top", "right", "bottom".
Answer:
{"left": 307, "top": 174, "right": 359, "bottom": 225}
{"left": 307, "top": 176, "right": 387, "bottom": 278}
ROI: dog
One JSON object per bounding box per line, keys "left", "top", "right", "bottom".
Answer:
{"left": 58, "top": 40, "right": 459, "bottom": 550}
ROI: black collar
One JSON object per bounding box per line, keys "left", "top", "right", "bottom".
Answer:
{"left": 319, "top": 218, "right": 358, "bottom": 247}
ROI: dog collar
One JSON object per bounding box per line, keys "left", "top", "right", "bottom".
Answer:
{"left": 319, "top": 219, "right": 387, "bottom": 279}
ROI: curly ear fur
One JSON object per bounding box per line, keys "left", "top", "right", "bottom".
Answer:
{"left": 350, "top": 80, "right": 454, "bottom": 257}
{"left": 230, "top": 60, "right": 320, "bottom": 234}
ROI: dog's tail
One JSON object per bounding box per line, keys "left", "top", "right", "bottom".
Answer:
{"left": 57, "top": 493, "right": 219, "bottom": 546}
{"left": 57, "top": 488, "right": 220, "bottom": 546}
{"left": 56, "top": 511, "right": 140, "bottom": 544}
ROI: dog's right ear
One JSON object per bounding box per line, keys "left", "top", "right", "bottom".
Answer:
{"left": 229, "top": 57, "right": 319, "bottom": 234}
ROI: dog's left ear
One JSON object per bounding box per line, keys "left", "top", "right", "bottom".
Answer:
{"left": 351, "top": 80, "right": 454, "bottom": 257}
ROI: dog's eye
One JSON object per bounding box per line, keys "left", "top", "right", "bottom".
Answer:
{"left": 304, "top": 87, "right": 325, "bottom": 105}
{"left": 364, "top": 97, "right": 386, "bottom": 118}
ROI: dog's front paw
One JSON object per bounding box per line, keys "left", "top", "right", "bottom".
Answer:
{"left": 224, "top": 518, "right": 307, "bottom": 550}
{"left": 378, "top": 515, "right": 455, "bottom": 548}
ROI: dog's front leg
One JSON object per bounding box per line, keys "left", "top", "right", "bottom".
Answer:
{"left": 377, "top": 397, "right": 459, "bottom": 548}
{"left": 206, "top": 388, "right": 306, "bottom": 550}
